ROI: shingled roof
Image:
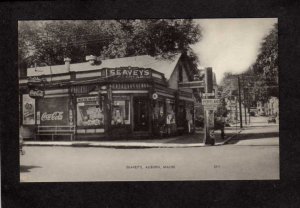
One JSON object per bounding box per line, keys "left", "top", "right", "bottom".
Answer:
{"left": 27, "top": 53, "right": 182, "bottom": 80}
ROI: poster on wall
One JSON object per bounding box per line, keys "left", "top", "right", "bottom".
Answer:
{"left": 37, "top": 97, "right": 70, "bottom": 125}
{"left": 22, "top": 94, "right": 35, "bottom": 125}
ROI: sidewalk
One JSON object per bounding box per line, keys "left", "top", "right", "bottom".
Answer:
{"left": 23, "top": 127, "right": 242, "bottom": 148}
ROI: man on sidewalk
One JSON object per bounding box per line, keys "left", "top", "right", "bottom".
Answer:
{"left": 214, "top": 113, "right": 226, "bottom": 140}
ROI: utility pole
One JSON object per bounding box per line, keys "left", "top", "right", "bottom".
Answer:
{"left": 237, "top": 75, "right": 243, "bottom": 128}
{"left": 243, "top": 87, "right": 247, "bottom": 125}
{"left": 203, "top": 67, "right": 215, "bottom": 145}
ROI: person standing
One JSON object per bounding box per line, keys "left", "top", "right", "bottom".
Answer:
{"left": 220, "top": 113, "right": 226, "bottom": 140}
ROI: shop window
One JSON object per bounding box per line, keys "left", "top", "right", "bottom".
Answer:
{"left": 153, "top": 100, "right": 165, "bottom": 120}
{"left": 77, "top": 96, "right": 104, "bottom": 127}
{"left": 166, "top": 100, "right": 176, "bottom": 124}
{"left": 111, "top": 97, "right": 130, "bottom": 126}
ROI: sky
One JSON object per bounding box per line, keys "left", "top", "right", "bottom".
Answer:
{"left": 191, "top": 18, "right": 277, "bottom": 83}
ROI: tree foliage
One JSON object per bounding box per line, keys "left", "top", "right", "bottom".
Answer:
{"left": 251, "top": 23, "right": 278, "bottom": 100}
{"left": 236, "top": 23, "right": 279, "bottom": 103}
{"left": 253, "top": 23, "right": 278, "bottom": 81}
{"left": 18, "top": 20, "right": 202, "bottom": 75}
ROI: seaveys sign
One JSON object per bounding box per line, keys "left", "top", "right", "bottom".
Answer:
{"left": 107, "top": 68, "right": 151, "bottom": 78}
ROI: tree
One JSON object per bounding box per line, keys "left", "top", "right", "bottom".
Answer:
{"left": 251, "top": 23, "right": 278, "bottom": 99}
{"left": 18, "top": 20, "right": 202, "bottom": 74}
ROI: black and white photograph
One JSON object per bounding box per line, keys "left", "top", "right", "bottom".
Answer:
{"left": 18, "top": 19, "right": 279, "bottom": 182}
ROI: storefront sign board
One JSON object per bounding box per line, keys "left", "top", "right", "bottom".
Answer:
{"left": 107, "top": 68, "right": 151, "bottom": 78}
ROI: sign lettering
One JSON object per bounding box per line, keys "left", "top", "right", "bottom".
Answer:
{"left": 29, "top": 89, "right": 44, "bottom": 98}
{"left": 28, "top": 76, "right": 47, "bottom": 83}
{"left": 108, "top": 68, "right": 150, "bottom": 78}
{"left": 41, "top": 112, "right": 64, "bottom": 121}
{"left": 202, "top": 99, "right": 220, "bottom": 106}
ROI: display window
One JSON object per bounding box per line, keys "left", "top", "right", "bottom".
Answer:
{"left": 77, "top": 96, "right": 105, "bottom": 127}
{"left": 166, "top": 99, "right": 176, "bottom": 124}
{"left": 111, "top": 96, "right": 130, "bottom": 126}
{"left": 153, "top": 100, "right": 165, "bottom": 120}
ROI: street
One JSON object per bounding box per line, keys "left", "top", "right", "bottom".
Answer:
{"left": 20, "top": 117, "right": 279, "bottom": 182}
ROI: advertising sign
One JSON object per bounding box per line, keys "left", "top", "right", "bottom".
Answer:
{"left": 202, "top": 99, "right": 220, "bottom": 106}
{"left": 207, "top": 110, "right": 215, "bottom": 128}
{"left": 38, "top": 97, "right": 70, "bottom": 125}
{"left": 29, "top": 89, "right": 44, "bottom": 98}
{"left": 22, "top": 94, "right": 35, "bottom": 125}
{"left": 204, "top": 105, "right": 218, "bottom": 111}
{"left": 107, "top": 68, "right": 151, "bottom": 78}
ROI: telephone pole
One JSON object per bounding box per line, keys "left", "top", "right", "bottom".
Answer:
{"left": 237, "top": 76, "right": 243, "bottom": 128}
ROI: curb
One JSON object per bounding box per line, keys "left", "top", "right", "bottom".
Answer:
{"left": 221, "top": 130, "right": 243, "bottom": 145}
{"left": 24, "top": 142, "right": 207, "bottom": 148}
{"left": 23, "top": 130, "right": 243, "bottom": 149}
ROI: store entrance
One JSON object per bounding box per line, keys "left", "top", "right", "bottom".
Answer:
{"left": 133, "top": 97, "right": 149, "bottom": 131}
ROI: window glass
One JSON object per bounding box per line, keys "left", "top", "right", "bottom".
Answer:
{"left": 166, "top": 99, "right": 176, "bottom": 124}
{"left": 111, "top": 97, "right": 130, "bottom": 125}
{"left": 77, "top": 96, "right": 104, "bottom": 127}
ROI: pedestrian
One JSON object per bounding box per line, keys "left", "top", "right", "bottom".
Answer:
{"left": 220, "top": 113, "right": 226, "bottom": 140}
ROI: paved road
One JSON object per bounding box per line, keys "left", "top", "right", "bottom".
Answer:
{"left": 20, "top": 123, "right": 279, "bottom": 182}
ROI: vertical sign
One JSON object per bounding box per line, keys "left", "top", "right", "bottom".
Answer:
{"left": 23, "top": 94, "right": 35, "bottom": 125}
{"left": 207, "top": 110, "right": 214, "bottom": 127}
{"left": 37, "top": 111, "right": 41, "bottom": 124}
{"left": 205, "top": 67, "right": 213, "bottom": 94}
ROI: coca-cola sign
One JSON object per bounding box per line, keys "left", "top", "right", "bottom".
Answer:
{"left": 38, "top": 97, "right": 69, "bottom": 125}
{"left": 29, "top": 89, "right": 44, "bottom": 98}
{"left": 41, "top": 112, "right": 64, "bottom": 121}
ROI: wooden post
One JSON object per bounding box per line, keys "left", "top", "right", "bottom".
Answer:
{"left": 204, "top": 67, "right": 214, "bottom": 145}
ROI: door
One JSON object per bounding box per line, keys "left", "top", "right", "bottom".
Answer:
{"left": 133, "top": 97, "right": 149, "bottom": 131}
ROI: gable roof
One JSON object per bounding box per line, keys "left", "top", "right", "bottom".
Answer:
{"left": 27, "top": 53, "right": 182, "bottom": 80}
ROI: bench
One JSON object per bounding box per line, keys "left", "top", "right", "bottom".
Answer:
{"left": 36, "top": 125, "right": 76, "bottom": 141}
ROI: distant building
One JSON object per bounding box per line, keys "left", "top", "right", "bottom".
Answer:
{"left": 257, "top": 97, "right": 278, "bottom": 117}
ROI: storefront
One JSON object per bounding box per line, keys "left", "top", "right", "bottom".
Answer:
{"left": 19, "top": 53, "right": 199, "bottom": 140}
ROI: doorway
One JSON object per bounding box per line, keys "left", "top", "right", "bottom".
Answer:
{"left": 133, "top": 97, "right": 149, "bottom": 131}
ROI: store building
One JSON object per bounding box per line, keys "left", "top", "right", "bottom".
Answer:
{"left": 19, "top": 53, "right": 201, "bottom": 140}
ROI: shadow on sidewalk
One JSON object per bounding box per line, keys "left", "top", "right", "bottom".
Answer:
{"left": 227, "top": 131, "right": 279, "bottom": 144}
{"left": 20, "top": 165, "right": 42, "bottom": 173}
